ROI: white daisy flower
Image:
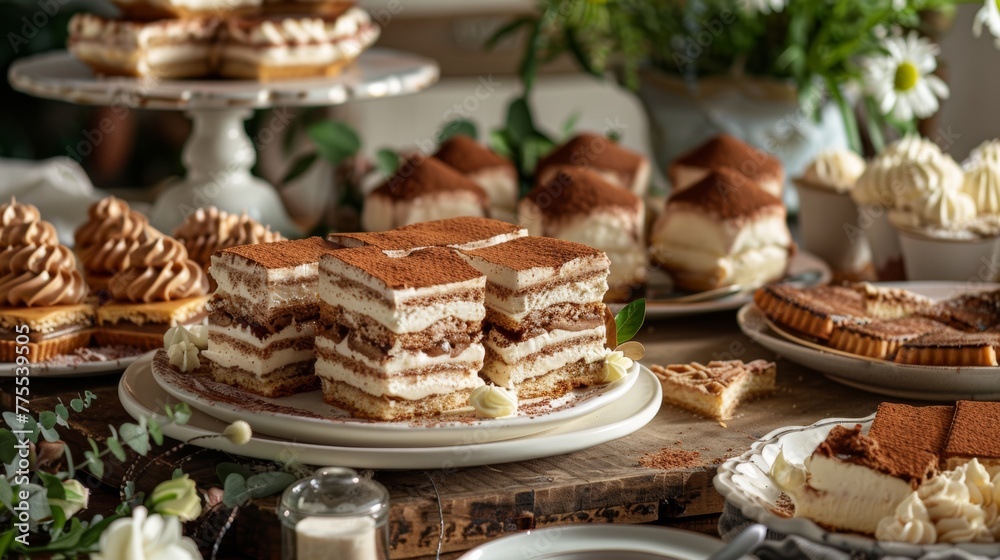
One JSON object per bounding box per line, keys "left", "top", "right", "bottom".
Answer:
{"left": 739, "top": 0, "right": 785, "bottom": 14}
{"left": 862, "top": 32, "right": 950, "bottom": 122}
{"left": 974, "top": 0, "right": 1000, "bottom": 48}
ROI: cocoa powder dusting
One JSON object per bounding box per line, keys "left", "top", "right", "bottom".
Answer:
{"left": 638, "top": 448, "right": 702, "bottom": 470}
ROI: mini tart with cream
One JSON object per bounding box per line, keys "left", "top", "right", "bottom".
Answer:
{"left": 361, "top": 155, "right": 490, "bottom": 233}
{"left": 0, "top": 218, "right": 93, "bottom": 363}
{"left": 519, "top": 166, "right": 646, "bottom": 301}
{"left": 534, "top": 132, "right": 651, "bottom": 196}
{"left": 74, "top": 196, "right": 161, "bottom": 293}
{"left": 96, "top": 236, "right": 210, "bottom": 351}
{"left": 669, "top": 134, "right": 784, "bottom": 197}
{"left": 173, "top": 206, "right": 283, "bottom": 272}
{"left": 217, "top": 8, "right": 380, "bottom": 81}
{"left": 433, "top": 135, "right": 518, "bottom": 219}
{"left": 650, "top": 168, "right": 793, "bottom": 292}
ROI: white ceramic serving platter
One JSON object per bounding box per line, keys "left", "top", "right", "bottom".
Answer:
{"left": 737, "top": 281, "right": 1000, "bottom": 400}
{"left": 120, "top": 353, "right": 662, "bottom": 469}
{"left": 456, "top": 525, "right": 723, "bottom": 560}
{"left": 151, "top": 352, "right": 640, "bottom": 448}
{"left": 609, "top": 251, "right": 830, "bottom": 319}
{"left": 0, "top": 349, "right": 143, "bottom": 378}
{"left": 713, "top": 415, "right": 1000, "bottom": 557}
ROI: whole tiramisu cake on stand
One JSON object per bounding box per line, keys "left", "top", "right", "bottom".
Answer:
{"left": 534, "top": 133, "right": 650, "bottom": 196}
{"left": 650, "top": 168, "right": 793, "bottom": 292}
{"left": 669, "top": 134, "right": 784, "bottom": 197}
{"left": 202, "top": 237, "right": 336, "bottom": 397}
{"left": 434, "top": 135, "right": 519, "bottom": 221}
{"left": 459, "top": 236, "right": 611, "bottom": 399}
{"left": 518, "top": 167, "right": 646, "bottom": 301}
{"left": 361, "top": 156, "right": 490, "bottom": 232}
{"left": 315, "top": 247, "right": 487, "bottom": 420}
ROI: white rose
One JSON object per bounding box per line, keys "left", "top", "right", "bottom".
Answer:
{"left": 603, "top": 350, "right": 633, "bottom": 382}
{"left": 93, "top": 506, "right": 202, "bottom": 560}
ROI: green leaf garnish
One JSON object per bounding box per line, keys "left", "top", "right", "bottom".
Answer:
{"left": 615, "top": 299, "right": 646, "bottom": 343}
{"left": 307, "top": 121, "right": 360, "bottom": 166}
{"left": 437, "top": 119, "right": 478, "bottom": 143}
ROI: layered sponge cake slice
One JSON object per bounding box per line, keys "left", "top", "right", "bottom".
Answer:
{"left": 315, "top": 247, "right": 487, "bottom": 421}
{"left": 459, "top": 236, "right": 611, "bottom": 399}
{"left": 203, "top": 237, "right": 337, "bottom": 397}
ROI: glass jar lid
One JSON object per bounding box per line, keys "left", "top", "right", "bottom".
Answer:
{"left": 280, "top": 467, "right": 389, "bottom": 520}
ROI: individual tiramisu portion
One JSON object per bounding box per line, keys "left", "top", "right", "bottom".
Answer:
{"left": 68, "top": 15, "right": 220, "bottom": 79}
{"left": 202, "top": 237, "right": 335, "bottom": 397}
{"left": 650, "top": 168, "right": 793, "bottom": 292}
{"left": 651, "top": 360, "right": 775, "bottom": 421}
{"left": 519, "top": 167, "right": 646, "bottom": 301}
{"left": 329, "top": 217, "right": 525, "bottom": 256}
{"left": 459, "top": 237, "right": 611, "bottom": 399}
{"left": 828, "top": 317, "right": 943, "bottom": 360}
{"left": 669, "top": 134, "right": 785, "bottom": 197}
{"left": 754, "top": 285, "right": 869, "bottom": 341}
{"left": 850, "top": 282, "right": 936, "bottom": 320}
{"left": 894, "top": 328, "right": 1000, "bottom": 366}
{"left": 361, "top": 156, "right": 490, "bottom": 232}
{"left": 775, "top": 424, "right": 937, "bottom": 535}
{"left": 218, "top": 9, "right": 380, "bottom": 80}
{"left": 315, "top": 247, "right": 486, "bottom": 420}
{"left": 869, "top": 403, "right": 954, "bottom": 459}
{"left": 434, "top": 135, "right": 519, "bottom": 219}
{"left": 534, "top": 133, "right": 651, "bottom": 196}
{"left": 173, "top": 206, "right": 283, "bottom": 273}
{"left": 943, "top": 401, "right": 1000, "bottom": 472}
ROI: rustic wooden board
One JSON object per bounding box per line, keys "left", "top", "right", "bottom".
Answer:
{"left": 1, "top": 312, "right": 908, "bottom": 558}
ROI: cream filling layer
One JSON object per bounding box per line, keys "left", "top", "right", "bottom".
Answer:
{"left": 71, "top": 43, "right": 211, "bottom": 69}
{"left": 483, "top": 336, "right": 606, "bottom": 388}
{"left": 654, "top": 245, "right": 788, "bottom": 289}
{"left": 486, "top": 326, "right": 605, "bottom": 365}
{"left": 316, "top": 335, "right": 484, "bottom": 376}
{"left": 202, "top": 345, "right": 314, "bottom": 377}
{"left": 315, "top": 360, "right": 481, "bottom": 400}
{"left": 211, "top": 264, "right": 318, "bottom": 311}
{"left": 207, "top": 319, "right": 315, "bottom": 349}
{"left": 360, "top": 192, "right": 487, "bottom": 233}
{"left": 485, "top": 275, "right": 608, "bottom": 322}
{"left": 221, "top": 43, "right": 361, "bottom": 66}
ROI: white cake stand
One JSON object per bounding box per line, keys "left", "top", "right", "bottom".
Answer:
{"left": 8, "top": 49, "right": 439, "bottom": 235}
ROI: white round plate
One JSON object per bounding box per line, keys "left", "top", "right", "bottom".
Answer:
{"left": 8, "top": 49, "right": 439, "bottom": 110}
{"left": 713, "top": 415, "right": 1000, "bottom": 557}
{"left": 610, "top": 251, "right": 830, "bottom": 319}
{"left": 150, "top": 351, "right": 641, "bottom": 448}
{"left": 456, "top": 524, "right": 723, "bottom": 560}
{"left": 0, "top": 349, "right": 144, "bottom": 378}
{"left": 119, "top": 354, "right": 662, "bottom": 469}
{"left": 737, "top": 281, "right": 1000, "bottom": 400}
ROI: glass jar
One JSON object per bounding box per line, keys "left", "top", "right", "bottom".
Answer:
{"left": 278, "top": 467, "right": 390, "bottom": 560}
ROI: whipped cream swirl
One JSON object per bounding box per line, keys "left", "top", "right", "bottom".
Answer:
{"left": 173, "top": 207, "right": 282, "bottom": 267}
{"left": 0, "top": 244, "right": 86, "bottom": 306}
{"left": 0, "top": 198, "right": 41, "bottom": 227}
{"left": 0, "top": 220, "right": 59, "bottom": 248}
{"left": 75, "top": 197, "right": 161, "bottom": 274}
{"left": 469, "top": 385, "right": 518, "bottom": 418}
{"left": 110, "top": 237, "right": 208, "bottom": 303}
{"left": 963, "top": 161, "right": 1000, "bottom": 215}
{"left": 801, "top": 149, "right": 866, "bottom": 192}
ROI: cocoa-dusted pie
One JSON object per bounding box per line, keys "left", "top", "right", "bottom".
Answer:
{"left": 927, "top": 290, "right": 1000, "bottom": 332}
{"left": 849, "top": 282, "right": 936, "bottom": 320}
{"left": 828, "top": 316, "right": 943, "bottom": 360}
{"left": 943, "top": 400, "right": 1000, "bottom": 471}
{"left": 868, "top": 402, "right": 954, "bottom": 459}
{"left": 894, "top": 327, "right": 1000, "bottom": 367}
{"left": 650, "top": 359, "right": 775, "bottom": 421}
{"left": 753, "top": 284, "right": 869, "bottom": 341}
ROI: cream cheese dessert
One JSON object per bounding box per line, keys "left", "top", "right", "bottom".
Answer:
{"left": 68, "top": 15, "right": 220, "bottom": 79}
{"left": 650, "top": 168, "right": 793, "bottom": 292}
{"left": 203, "top": 237, "right": 336, "bottom": 397}
{"left": 361, "top": 156, "right": 490, "bottom": 233}
{"left": 218, "top": 8, "right": 380, "bottom": 80}
{"left": 434, "top": 135, "right": 519, "bottom": 220}
{"left": 328, "top": 216, "right": 526, "bottom": 257}
{"left": 534, "top": 133, "right": 651, "bottom": 196}
{"left": 669, "top": 134, "right": 784, "bottom": 197}
{"left": 459, "top": 236, "right": 610, "bottom": 399}
{"left": 315, "top": 247, "right": 487, "bottom": 420}
{"left": 518, "top": 167, "right": 646, "bottom": 301}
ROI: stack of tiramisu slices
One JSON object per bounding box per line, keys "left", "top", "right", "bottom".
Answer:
{"left": 459, "top": 236, "right": 611, "bottom": 399}
{"left": 315, "top": 247, "right": 487, "bottom": 420}
{"left": 755, "top": 283, "right": 1000, "bottom": 366}
{"left": 202, "top": 237, "right": 336, "bottom": 397}
{"left": 328, "top": 216, "right": 526, "bottom": 256}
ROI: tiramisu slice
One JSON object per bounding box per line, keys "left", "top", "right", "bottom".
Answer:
{"left": 315, "top": 247, "right": 486, "bottom": 420}
{"left": 361, "top": 156, "right": 489, "bottom": 233}
{"left": 519, "top": 167, "right": 646, "bottom": 301}
{"left": 650, "top": 168, "right": 793, "bottom": 292}
{"left": 928, "top": 290, "right": 1000, "bottom": 332}
{"left": 202, "top": 237, "right": 336, "bottom": 397}
{"left": 943, "top": 401, "right": 1000, "bottom": 472}
{"left": 650, "top": 360, "right": 775, "bottom": 421}
{"left": 869, "top": 403, "right": 954, "bottom": 458}
{"left": 778, "top": 424, "right": 937, "bottom": 535}
{"left": 828, "top": 317, "right": 943, "bottom": 360}
{"left": 434, "top": 135, "right": 518, "bottom": 219}
{"left": 850, "top": 282, "right": 936, "bottom": 319}
{"left": 459, "top": 237, "right": 610, "bottom": 399}
{"left": 754, "top": 285, "right": 869, "bottom": 341}
{"left": 894, "top": 328, "right": 1000, "bottom": 366}
{"left": 329, "top": 217, "right": 526, "bottom": 256}
{"left": 218, "top": 8, "right": 380, "bottom": 81}
{"left": 534, "top": 133, "right": 651, "bottom": 196}
{"left": 68, "top": 15, "right": 220, "bottom": 79}
{"left": 669, "top": 134, "right": 784, "bottom": 197}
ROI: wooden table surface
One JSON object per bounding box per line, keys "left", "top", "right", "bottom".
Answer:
{"left": 1, "top": 309, "right": 907, "bottom": 559}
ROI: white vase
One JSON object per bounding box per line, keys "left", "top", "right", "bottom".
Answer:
{"left": 633, "top": 70, "right": 850, "bottom": 211}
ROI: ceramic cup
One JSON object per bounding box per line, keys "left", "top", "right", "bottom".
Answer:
{"left": 794, "top": 180, "right": 871, "bottom": 278}
{"left": 857, "top": 204, "right": 906, "bottom": 281}
{"left": 897, "top": 227, "right": 1000, "bottom": 282}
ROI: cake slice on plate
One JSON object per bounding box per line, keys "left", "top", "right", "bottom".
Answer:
{"left": 650, "top": 359, "right": 775, "bottom": 421}
{"left": 534, "top": 132, "right": 650, "bottom": 196}
{"left": 669, "top": 134, "right": 784, "bottom": 197}
{"left": 328, "top": 217, "right": 526, "bottom": 256}
{"left": 315, "top": 247, "right": 486, "bottom": 420}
